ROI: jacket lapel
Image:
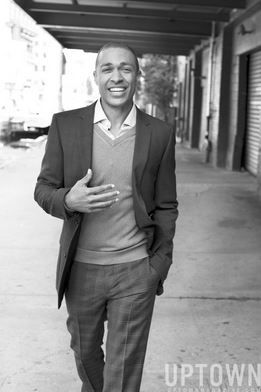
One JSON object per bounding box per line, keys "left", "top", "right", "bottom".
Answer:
{"left": 78, "top": 102, "right": 96, "bottom": 176}
{"left": 132, "top": 108, "right": 152, "bottom": 187}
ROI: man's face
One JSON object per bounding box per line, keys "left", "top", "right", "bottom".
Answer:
{"left": 94, "top": 47, "right": 138, "bottom": 110}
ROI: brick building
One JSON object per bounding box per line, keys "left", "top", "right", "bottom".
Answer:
{"left": 177, "top": 0, "right": 261, "bottom": 197}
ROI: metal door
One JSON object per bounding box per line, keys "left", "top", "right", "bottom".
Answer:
{"left": 245, "top": 51, "right": 261, "bottom": 175}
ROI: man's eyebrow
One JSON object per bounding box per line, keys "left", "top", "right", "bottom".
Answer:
{"left": 100, "top": 62, "right": 113, "bottom": 67}
{"left": 119, "top": 62, "right": 134, "bottom": 67}
{"left": 100, "top": 62, "right": 134, "bottom": 68}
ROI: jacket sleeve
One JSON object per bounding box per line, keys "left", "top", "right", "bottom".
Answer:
{"left": 150, "top": 127, "right": 179, "bottom": 281}
{"left": 34, "top": 114, "right": 78, "bottom": 220}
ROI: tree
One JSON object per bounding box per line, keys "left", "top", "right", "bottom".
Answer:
{"left": 137, "top": 54, "right": 177, "bottom": 122}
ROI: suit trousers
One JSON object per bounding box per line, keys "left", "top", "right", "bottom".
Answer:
{"left": 65, "top": 257, "right": 160, "bottom": 392}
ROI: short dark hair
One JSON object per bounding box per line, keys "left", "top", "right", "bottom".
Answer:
{"left": 95, "top": 42, "right": 140, "bottom": 73}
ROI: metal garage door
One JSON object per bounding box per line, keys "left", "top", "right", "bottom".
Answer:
{"left": 245, "top": 51, "right": 261, "bottom": 175}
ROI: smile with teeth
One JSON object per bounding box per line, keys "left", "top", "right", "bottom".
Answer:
{"left": 108, "top": 87, "right": 126, "bottom": 92}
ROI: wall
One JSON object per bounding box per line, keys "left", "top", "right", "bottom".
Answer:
{"left": 226, "top": 3, "right": 261, "bottom": 197}
{"left": 181, "top": 0, "right": 261, "bottom": 196}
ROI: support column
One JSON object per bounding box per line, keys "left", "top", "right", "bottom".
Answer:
{"left": 217, "top": 26, "right": 233, "bottom": 167}
{"left": 189, "top": 50, "right": 202, "bottom": 148}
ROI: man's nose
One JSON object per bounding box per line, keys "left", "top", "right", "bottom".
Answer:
{"left": 110, "top": 68, "right": 123, "bottom": 83}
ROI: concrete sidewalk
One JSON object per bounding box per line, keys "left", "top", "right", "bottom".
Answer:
{"left": 0, "top": 143, "right": 261, "bottom": 392}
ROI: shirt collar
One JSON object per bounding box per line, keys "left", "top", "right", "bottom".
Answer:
{"left": 93, "top": 99, "right": 136, "bottom": 130}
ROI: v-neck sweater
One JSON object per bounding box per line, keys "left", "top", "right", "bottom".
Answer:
{"left": 74, "top": 124, "right": 148, "bottom": 265}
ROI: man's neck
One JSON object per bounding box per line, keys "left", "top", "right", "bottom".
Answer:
{"left": 100, "top": 100, "right": 133, "bottom": 130}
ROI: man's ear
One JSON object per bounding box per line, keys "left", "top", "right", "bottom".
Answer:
{"left": 93, "top": 70, "right": 97, "bottom": 84}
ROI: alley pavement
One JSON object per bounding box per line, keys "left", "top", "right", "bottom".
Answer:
{"left": 0, "top": 141, "right": 261, "bottom": 392}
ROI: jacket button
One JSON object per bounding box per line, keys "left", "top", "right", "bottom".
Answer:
{"left": 64, "top": 253, "right": 67, "bottom": 258}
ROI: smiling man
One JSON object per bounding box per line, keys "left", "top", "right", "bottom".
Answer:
{"left": 34, "top": 42, "right": 178, "bottom": 392}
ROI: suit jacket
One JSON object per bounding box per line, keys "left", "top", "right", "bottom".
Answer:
{"left": 34, "top": 102, "right": 178, "bottom": 308}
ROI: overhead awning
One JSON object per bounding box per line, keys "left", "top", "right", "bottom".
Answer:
{"left": 14, "top": 0, "right": 246, "bottom": 55}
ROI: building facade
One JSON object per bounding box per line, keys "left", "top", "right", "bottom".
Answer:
{"left": 178, "top": 0, "right": 261, "bottom": 197}
{"left": 0, "top": 0, "right": 63, "bottom": 135}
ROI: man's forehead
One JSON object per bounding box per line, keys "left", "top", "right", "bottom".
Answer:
{"left": 97, "top": 47, "right": 136, "bottom": 66}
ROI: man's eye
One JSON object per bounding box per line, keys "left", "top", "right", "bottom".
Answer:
{"left": 102, "top": 68, "right": 112, "bottom": 73}
{"left": 122, "top": 68, "right": 131, "bottom": 72}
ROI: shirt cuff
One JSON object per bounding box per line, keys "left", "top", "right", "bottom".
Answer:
{"left": 64, "top": 192, "right": 76, "bottom": 217}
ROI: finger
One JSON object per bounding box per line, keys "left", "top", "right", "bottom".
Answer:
{"left": 78, "top": 168, "right": 92, "bottom": 185}
{"left": 89, "top": 183, "right": 116, "bottom": 194}
{"left": 89, "top": 198, "right": 119, "bottom": 209}
{"left": 90, "top": 191, "right": 120, "bottom": 202}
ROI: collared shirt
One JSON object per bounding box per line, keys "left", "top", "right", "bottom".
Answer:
{"left": 93, "top": 99, "right": 137, "bottom": 140}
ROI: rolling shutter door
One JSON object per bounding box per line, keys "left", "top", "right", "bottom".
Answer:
{"left": 245, "top": 51, "right": 261, "bottom": 175}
